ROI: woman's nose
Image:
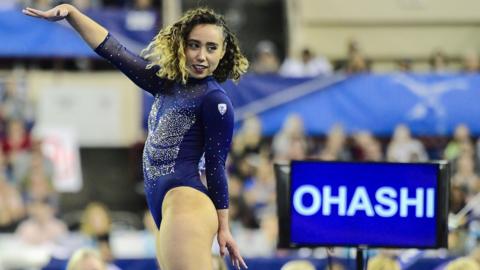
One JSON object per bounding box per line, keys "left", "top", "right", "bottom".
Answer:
{"left": 196, "top": 48, "right": 206, "bottom": 62}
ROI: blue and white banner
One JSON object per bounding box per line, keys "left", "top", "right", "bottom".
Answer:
{"left": 223, "top": 73, "right": 480, "bottom": 136}
{"left": 0, "top": 9, "right": 158, "bottom": 57}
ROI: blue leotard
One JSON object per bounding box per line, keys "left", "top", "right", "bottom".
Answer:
{"left": 95, "top": 34, "right": 232, "bottom": 228}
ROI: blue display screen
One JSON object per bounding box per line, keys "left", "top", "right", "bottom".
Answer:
{"left": 290, "top": 161, "right": 439, "bottom": 247}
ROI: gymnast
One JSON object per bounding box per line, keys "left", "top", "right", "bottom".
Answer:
{"left": 22, "top": 5, "right": 249, "bottom": 270}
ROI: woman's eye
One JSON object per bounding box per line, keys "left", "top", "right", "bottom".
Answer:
{"left": 188, "top": 43, "right": 199, "bottom": 49}
{"left": 207, "top": 46, "right": 217, "bottom": 52}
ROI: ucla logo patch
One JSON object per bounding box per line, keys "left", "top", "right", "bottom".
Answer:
{"left": 218, "top": 103, "right": 227, "bottom": 115}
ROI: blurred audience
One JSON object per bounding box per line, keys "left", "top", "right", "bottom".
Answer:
{"left": 0, "top": 174, "right": 25, "bottom": 232}
{"left": 444, "top": 124, "right": 474, "bottom": 161}
{"left": 318, "top": 124, "right": 350, "bottom": 161}
{"left": 351, "top": 131, "right": 383, "bottom": 161}
{"left": 397, "top": 58, "right": 413, "bottom": 72}
{"left": 346, "top": 51, "right": 368, "bottom": 74}
{"left": 272, "top": 114, "right": 308, "bottom": 162}
{"left": 131, "top": 0, "right": 153, "bottom": 10}
{"left": 80, "top": 202, "right": 118, "bottom": 269}
{"left": 462, "top": 49, "right": 480, "bottom": 73}
{"left": 367, "top": 254, "right": 400, "bottom": 270}
{"left": 66, "top": 248, "right": 106, "bottom": 270}
{"left": 0, "top": 75, "right": 33, "bottom": 126}
{"left": 452, "top": 154, "right": 480, "bottom": 198}
{"left": 251, "top": 40, "right": 280, "bottom": 74}
{"left": 2, "top": 119, "right": 31, "bottom": 166}
{"left": 279, "top": 48, "right": 332, "bottom": 77}
{"left": 335, "top": 38, "right": 371, "bottom": 73}
{"left": 430, "top": 48, "right": 449, "bottom": 73}
{"left": 386, "top": 124, "right": 428, "bottom": 162}
{"left": 281, "top": 259, "right": 316, "bottom": 270}
{"left": 15, "top": 199, "right": 68, "bottom": 245}
{"left": 445, "top": 256, "right": 480, "bottom": 270}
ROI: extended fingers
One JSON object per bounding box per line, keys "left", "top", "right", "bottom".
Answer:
{"left": 227, "top": 245, "right": 248, "bottom": 269}
{"left": 238, "top": 256, "right": 248, "bottom": 269}
{"left": 22, "top": 8, "right": 41, "bottom": 18}
{"left": 24, "top": 7, "right": 46, "bottom": 17}
{"left": 22, "top": 9, "right": 38, "bottom": 17}
{"left": 233, "top": 252, "right": 247, "bottom": 269}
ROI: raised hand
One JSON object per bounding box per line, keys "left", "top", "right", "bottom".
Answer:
{"left": 22, "top": 5, "right": 70, "bottom": 22}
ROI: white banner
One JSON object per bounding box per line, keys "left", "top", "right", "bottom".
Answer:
{"left": 35, "top": 127, "right": 83, "bottom": 193}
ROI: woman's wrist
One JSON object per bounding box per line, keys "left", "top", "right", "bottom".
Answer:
{"left": 218, "top": 222, "right": 229, "bottom": 232}
{"left": 60, "top": 4, "right": 76, "bottom": 18}
{"left": 217, "top": 209, "right": 230, "bottom": 231}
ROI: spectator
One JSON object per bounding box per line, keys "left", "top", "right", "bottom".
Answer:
{"left": 462, "top": 49, "right": 479, "bottom": 73}
{"left": 20, "top": 154, "right": 56, "bottom": 204}
{"left": 243, "top": 156, "right": 276, "bottom": 218}
{"left": 351, "top": 131, "right": 383, "bottom": 161}
{"left": 430, "top": 48, "right": 449, "bottom": 73}
{"left": 367, "top": 254, "right": 400, "bottom": 270}
{"left": 71, "top": 0, "right": 101, "bottom": 11}
{"left": 279, "top": 48, "right": 332, "bottom": 77}
{"left": 0, "top": 174, "right": 25, "bottom": 232}
{"left": 386, "top": 124, "right": 428, "bottom": 162}
{"left": 15, "top": 199, "right": 68, "bottom": 245}
{"left": 452, "top": 154, "right": 480, "bottom": 198}
{"left": 67, "top": 248, "right": 106, "bottom": 270}
{"left": 0, "top": 75, "right": 33, "bottom": 131}
{"left": 448, "top": 184, "right": 469, "bottom": 255}
{"left": 397, "top": 58, "right": 413, "bottom": 72}
{"left": 444, "top": 124, "right": 473, "bottom": 161}
{"left": 318, "top": 124, "right": 351, "bottom": 161}
{"left": 346, "top": 51, "right": 368, "bottom": 74}
{"left": 251, "top": 40, "right": 280, "bottom": 74}
{"left": 334, "top": 38, "right": 370, "bottom": 73}
{"left": 81, "top": 202, "right": 112, "bottom": 240}
{"left": 232, "top": 115, "right": 265, "bottom": 158}
{"left": 2, "top": 119, "right": 31, "bottom": 166}
{"left": 281, "top": 260, "right": 316, "bottom": 270}
{"left": 80, "top": 202, "right": 120, "bottom": 270}
{"left": 445, "top": 256, "right": 480, "bottom": 270}
{"left": 132, "top": 0, "right": 153, "bottom": 11}
{"left": 272, "top": 114, "right": 308, "bottom": 162}
{"left": 13, "top": 137, "right": 54, "bottom": 188}
{"left": 258, "top": 213, "right": 278, "bottom": 256}
{"left": 23, "top": 0, "right": 51, "bottom": 9}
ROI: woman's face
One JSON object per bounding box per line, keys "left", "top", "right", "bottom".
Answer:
{"left": 185, "top": 24, "right": 225, "bottom": 79}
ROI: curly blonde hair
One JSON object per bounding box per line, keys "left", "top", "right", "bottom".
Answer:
{"left": 141, "top": 8, "right": 249, "bottom": 84}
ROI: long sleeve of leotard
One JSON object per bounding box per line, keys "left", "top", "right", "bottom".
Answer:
{"left": 202, "top": 90, "right": 234, "bottom": 209}
{"left": 94, "top": 33, "right": 163, "bottom": 95}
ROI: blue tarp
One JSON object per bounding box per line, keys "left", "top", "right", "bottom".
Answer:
{"left": 220, "top": 73, "right": 480, "bottom": 136}
{"left": 0, "top": 9, "right": 158, "bottom": 57}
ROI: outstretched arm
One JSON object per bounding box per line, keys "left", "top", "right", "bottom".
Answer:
{"left": 23, "top": 4, "right": 107, "bottom": 49}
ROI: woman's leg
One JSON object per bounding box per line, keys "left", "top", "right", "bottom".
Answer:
{"left": 156, "top": 186, "right": 218, "bottom": 270}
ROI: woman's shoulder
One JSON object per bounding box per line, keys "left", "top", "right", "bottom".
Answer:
{"left": 202, "top": 79, "right": 228, "bottom": 97}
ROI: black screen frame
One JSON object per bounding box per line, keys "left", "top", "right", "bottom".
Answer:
{"left": 274, "top": 160, "right": 450, "bottom": 249}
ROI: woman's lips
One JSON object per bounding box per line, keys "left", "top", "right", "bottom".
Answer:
{"left": 192, "top": 64, "right": 208, "bottom": 74}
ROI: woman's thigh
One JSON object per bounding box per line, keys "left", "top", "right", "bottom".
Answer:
{"left": 156, "top": 186, "right": 218, "bottom": 270}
